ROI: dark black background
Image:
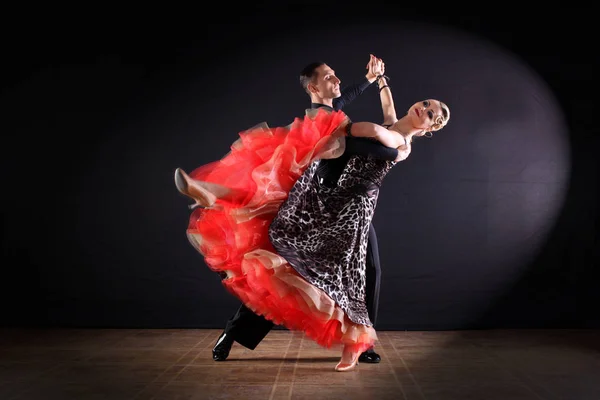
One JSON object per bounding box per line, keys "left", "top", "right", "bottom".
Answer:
{"left": 1, "top": 6, "right": 597, "bottom": 330}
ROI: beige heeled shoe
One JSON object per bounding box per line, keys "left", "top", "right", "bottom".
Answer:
{"left": 174, "top": 168, "right": 217, "bottom": 209}
{"left": 335, "top": 346, "right": 360, "bottom": 372}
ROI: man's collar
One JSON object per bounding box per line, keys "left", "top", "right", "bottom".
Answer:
{"left": 311, "top": 103, "right": 333, "bottom": 110}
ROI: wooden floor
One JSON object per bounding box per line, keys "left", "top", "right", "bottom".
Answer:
{"left": 1, "top": 328, "right": 598, "bottom": 399}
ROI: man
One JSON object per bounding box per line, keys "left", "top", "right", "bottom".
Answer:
{"left": 212, "top": 55, "right": 397, "bottom": 364}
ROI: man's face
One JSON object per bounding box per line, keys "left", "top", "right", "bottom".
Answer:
{"left": 309, "top": 64, "right": 341, "bottom": 99}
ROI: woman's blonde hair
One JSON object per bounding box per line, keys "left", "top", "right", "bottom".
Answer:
{"left": 430, "top": 101, "right": 450, "bottom": 131}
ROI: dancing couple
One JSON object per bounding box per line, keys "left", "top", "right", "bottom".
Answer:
{"left": 175, "top": 55, "right": 450, "bottom": 371}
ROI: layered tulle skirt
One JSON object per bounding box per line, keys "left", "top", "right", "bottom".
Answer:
{"left": 184, "top": 108, "right": 376, "bottom": 353}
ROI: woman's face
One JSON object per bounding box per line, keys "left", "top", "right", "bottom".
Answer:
{"left": 407, "top": 99, "right": 449, "bottom": 134}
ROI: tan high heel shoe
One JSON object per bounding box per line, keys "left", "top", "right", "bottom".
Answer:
{"left": 335, "top": 345, "right": 360, "bottom": 372}
{"left": 174, "top": 168, "right": 217, "bottom": 209}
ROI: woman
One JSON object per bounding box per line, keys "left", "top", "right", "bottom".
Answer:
{"left": 175, "top": 74, "right": 450, "bottom": 371}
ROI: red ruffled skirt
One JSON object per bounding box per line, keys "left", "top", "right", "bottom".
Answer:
{"left": 185, "top": 109, "right": 376, "bottom": 353}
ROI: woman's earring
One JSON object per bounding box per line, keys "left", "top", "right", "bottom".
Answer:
{"left": 425, "top": 131, "right": 433, "bottom": 138}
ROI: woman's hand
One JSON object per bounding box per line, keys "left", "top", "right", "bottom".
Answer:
{"left": 366, "top": 54, "right": 385, "bottom": 81}
{"left": 371, "top": 55, "right": 385, "bottom": 77}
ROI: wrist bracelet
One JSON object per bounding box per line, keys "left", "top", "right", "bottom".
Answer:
{"left": 379, "top": 85, "right": 389, "bottom": 92}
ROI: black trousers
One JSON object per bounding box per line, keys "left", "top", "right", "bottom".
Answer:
{"left": 222, "top": 223, "right": 382, "bottom": 350}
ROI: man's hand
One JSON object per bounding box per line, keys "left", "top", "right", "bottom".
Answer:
{"left": 366, "top": 54, "right": 385, "bottom": 82}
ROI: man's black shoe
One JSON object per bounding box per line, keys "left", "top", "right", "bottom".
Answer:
{"left": 212, "top": 331, "right": 234, "bottom": 361}
{"left": 358, "top": 348, "right": 381, "bottom": 363}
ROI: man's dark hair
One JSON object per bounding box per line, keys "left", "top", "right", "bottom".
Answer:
{"left": 299, "top": 61, "right": 325, "bottom": 95}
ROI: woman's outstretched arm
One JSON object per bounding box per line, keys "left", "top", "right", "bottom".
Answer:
{"left": 377, "top": 76, "right": 398, "bottom": 127}
{"left": 348, "top": 122, "right": 403, "bottom": 148}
